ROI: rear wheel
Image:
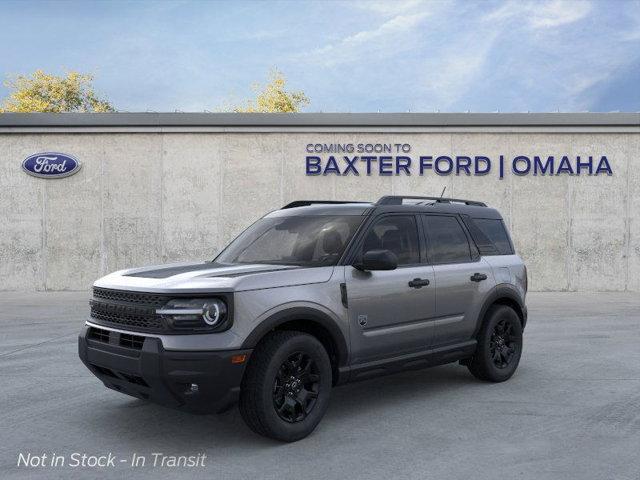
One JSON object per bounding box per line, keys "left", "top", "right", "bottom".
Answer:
{"left": 239, "top": 331, "right": 332, "bottom": 442}
{"left": 467, "top": 305, "right": 523, "bottom": 382}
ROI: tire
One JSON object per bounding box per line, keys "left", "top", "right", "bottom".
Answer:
{"left": 239, "top": 331, "right": 332, "bottom": 442}
{"left": 467, "top": 305, "right": 523, "bottom": 382}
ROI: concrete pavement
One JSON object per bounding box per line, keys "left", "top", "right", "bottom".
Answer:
{"left": 1, "top": 291, "right": 639, "bottom": 480}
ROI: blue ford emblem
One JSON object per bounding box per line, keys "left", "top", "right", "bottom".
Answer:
{"left": 22, "top": 152, "right": 81, "bottom": 179}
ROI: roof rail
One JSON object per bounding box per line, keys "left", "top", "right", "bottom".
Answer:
{"left": 376, "top": 195, "right": 487, "bottom": 207}
{"left": 281, "top": 200, "right": 369, "bottom": 209}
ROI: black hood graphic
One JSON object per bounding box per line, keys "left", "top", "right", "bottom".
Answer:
{"left": 123, "top": 262, "right": 297, "bottom": 279}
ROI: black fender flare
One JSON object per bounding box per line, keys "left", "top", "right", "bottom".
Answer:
{"left": 240, "top": 306, "right": 349, "bottom": 368}
{"left": 473, "top": 284, "right": 527, "bottom": 338}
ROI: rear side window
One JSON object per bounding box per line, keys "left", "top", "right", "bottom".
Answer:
{"left": 468, "top": 218, "right": 514, "bottom": 255}
{"left": 423, "top": 215, "right": 471, "bottom": 264}
{"left": 361, "top": 215, "right": 420, "bottom": 265}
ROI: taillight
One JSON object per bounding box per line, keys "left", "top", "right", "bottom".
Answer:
{"left": 523, "top": 265, "right": 528, "bottom": 294}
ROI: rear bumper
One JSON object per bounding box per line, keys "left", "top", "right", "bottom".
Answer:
{"left": 78, "top": 324, "right": 251, "bottom": 413}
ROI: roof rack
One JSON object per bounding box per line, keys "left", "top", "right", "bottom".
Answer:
{"left": 376, "top": 195, "right": 487, "bottom": 207}
{"left": 281, "top": 200, "right": 369, "bottom": 209}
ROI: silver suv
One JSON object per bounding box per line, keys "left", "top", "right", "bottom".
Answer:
{"left": 79, "top": 195, "right": 527, "bottom": 442}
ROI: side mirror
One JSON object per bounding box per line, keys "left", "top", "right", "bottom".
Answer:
{"left": 355, "top": 249, "right": 398, "bottom": 271}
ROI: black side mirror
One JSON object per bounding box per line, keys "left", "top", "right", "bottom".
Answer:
{"left": 355, "top": 249, "right": 398, "bottom": 271}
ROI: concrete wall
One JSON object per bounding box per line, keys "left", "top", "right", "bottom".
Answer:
{"left": 1, "top": 129, "right": 638, "bottom": 291}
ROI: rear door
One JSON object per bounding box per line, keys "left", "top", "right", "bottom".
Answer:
{"left": 346, "top": 214, "right": 436, "bottom": 365}
{"left": 422, "top": 214, "right": 494, "bottom": 346}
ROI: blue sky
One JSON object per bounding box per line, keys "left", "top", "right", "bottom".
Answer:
{"left": 0, "top": 0, "right": 638, "bottom": 112}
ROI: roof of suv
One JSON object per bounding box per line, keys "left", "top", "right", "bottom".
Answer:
{"left": 267, "top": 196, "right": 504, "bottom": 220}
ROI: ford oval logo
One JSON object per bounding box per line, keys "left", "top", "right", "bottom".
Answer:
{"left": 22, "top": 152, "right": 81, "bottom": 179}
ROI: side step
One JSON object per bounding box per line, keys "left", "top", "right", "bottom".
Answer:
{"left": 338, "top": 340, "right": 477, "bottom": 384}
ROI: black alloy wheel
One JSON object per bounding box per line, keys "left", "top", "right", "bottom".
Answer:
{"left": 239, "top": 331, "right": 332, "bottom": 442}
{"left": 467, "top": 305, "right": 523, "bottom": 382}
{"left": 489, "top": 318, "right": 517, "bottom": 369}
{"left": 273, "top": 352, "right": 321, "bottom": 423}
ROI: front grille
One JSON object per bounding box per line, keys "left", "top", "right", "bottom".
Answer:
{"left": 90, "top": 287, "right": 167, "bottom": 333}
{"left": 93, "top": 287, "right": 167, "bottom": 307}
{"left": 90, "top": 302, "right": 163, "bottom": 331}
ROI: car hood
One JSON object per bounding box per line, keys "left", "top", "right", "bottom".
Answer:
{"left": 93, "top": 261, "right": 335, "bottom": 293}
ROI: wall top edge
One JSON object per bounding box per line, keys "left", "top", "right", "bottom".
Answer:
{"left": 1, "top": 126, "right": 639, "bottom": 134}
{"left": 0, "top": 112, "right": 639, "bottom": 128}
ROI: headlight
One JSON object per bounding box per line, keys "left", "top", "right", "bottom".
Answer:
{"left": 156, "top": 298, "right": 229, "bottom": 332}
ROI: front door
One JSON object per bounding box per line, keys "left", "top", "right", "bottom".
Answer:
{"left": 346, "top": 214, "right": 436, "bottom": 365}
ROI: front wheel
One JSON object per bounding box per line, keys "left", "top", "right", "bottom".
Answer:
{"left": 239, "top": 331, "right": 332, "bottom": 442}
{"left": 467, "top": 305, "right": 523, "bottom": 382}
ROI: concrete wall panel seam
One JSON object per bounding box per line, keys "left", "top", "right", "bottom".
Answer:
{"left": 625, "top": 143, "right": 631, "bottom": 291}
{"left": 41, "top": 160, "right": 47, "bottom": 291}
{"left": 567, "top": 136, "right": 574, "bottom": 292}
{"left": 280, "top": 134, "right": 285, "bottom": 207}
{"left": 101, "top": 139, "right": 105, "bottom": 277}
{"left": 160, "top": 133, "right": 165, "bottom": 262}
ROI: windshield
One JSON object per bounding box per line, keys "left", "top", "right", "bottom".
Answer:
{"left": 215, "top": 215, "right": 364, "bottom": 267}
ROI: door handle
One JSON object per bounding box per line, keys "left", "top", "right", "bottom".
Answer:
{"left": 408, "top": 278, "right": 430, "bottom": 288}
{"left": 470, "top": 273, "right": 488, "bottom": 282}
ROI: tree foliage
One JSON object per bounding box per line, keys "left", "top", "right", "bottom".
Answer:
{"left": 1, "top": 70, "right": 114, "bottom": 113}
{"left": 234, "top": 70, "right": 309, "bottom": 113}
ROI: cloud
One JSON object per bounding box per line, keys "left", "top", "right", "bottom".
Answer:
{"left": 619, "top": 0, "right": 640, "bottom": 41}
{"left": 295, "top": 0, "right": 602, "bottom": 111}
{"left": 300, "top": 11, "right": 431, "bottom": 67}
{"left": 530, "top": 0, "right": 592, "bottom": 28}
{"left": 474, "top": 0, "right": 639, "bottom": 112}
{"left": 419, "top": 28, "right": 500, "bottom": 110}
{"left": 351, "top": 0, "right": 434, "bottom": 16}
{"left": 484, "top": 0, "right": 592, "bottom": 29}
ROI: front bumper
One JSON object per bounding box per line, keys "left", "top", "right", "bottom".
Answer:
{"left": 78, "top": 324, "right": 251, "bottom": 413}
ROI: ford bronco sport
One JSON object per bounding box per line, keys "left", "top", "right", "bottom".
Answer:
{"left": 79, "top": 195, "right": 527, "bottom": 442}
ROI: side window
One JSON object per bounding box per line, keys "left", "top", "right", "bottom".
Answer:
{"left": 423, "top": 215, "right": 472, "bottom": 264}
{"left": 361, "top": 216, "right": 420, "bottom": 265}
{"left": 474, "top": 218, "right": 513, "bottom": 255}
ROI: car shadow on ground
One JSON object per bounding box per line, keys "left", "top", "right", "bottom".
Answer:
{"left": 79, "top": 363, "right": 478, "bottom": 448}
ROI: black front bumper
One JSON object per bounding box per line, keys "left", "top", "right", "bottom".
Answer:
{"left": 78, "top": 325, "right": 251, "bottom": 413}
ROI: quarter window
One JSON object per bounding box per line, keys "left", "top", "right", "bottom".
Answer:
{"left": 361, "top": 216, "right": 420, "bottom": 265}
{"left": 474, "top": 218, "right": 513, "bottom": 255}
{"left": 423, "top": 215, "right": 472, "bottom": 264}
